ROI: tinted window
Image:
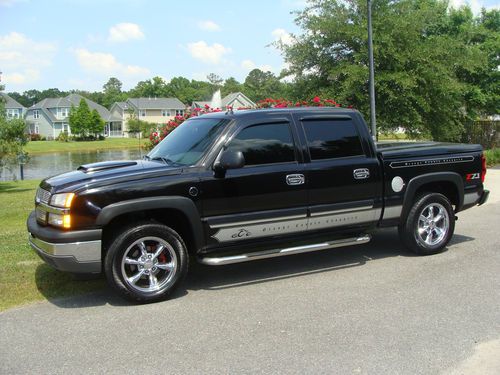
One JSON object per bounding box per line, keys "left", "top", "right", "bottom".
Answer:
{"left": 303, "top": 119, "right": 363, "bottom": 160}
{"left": 227, "top": 123, "right": 295, "bottom": 166}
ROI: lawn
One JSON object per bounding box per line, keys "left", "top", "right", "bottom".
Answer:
{"left": 0, "top": 180, "right": 104, "bottom": 311}
{"left": 24, "top": 138, "right": 149, "bottom": 154}
{"left": 485, "top": 148, "right": 500, "bottom": 167}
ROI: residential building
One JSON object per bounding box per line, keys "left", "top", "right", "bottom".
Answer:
{"left": 109, "top": 97, "right": 186, "bottom": 137}
{"left": 1, "top": 93, "right": 26, "bottom": 120}
{"left": 192, "top": 92, "right": 256, "bottom": 111}
{"left": 25, "top": 93, "right": 120, "bottom": 139}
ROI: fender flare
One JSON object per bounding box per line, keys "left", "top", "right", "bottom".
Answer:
{"left": 401, "top": 172, "right": 464, "bottom": 219}
{"left": 96, "top": 196, "right": 204, "bottom": 251}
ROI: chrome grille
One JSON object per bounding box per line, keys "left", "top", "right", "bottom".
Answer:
{"left": 35, "top": 188, "right": 51, "bottom": 204}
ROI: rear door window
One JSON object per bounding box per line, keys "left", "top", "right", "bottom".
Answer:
{"left": 302, "top": 118, "right": 363, "bottom": 160}
{"left": 226, "top": 123, "right": 296, "bottom": 166}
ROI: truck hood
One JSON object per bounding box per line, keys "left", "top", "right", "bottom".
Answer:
{"left": 40, "top": 159, "right": 183, "bottom": 193}
{"left": 376, "top": 141, "right": 483, "bottom": 159}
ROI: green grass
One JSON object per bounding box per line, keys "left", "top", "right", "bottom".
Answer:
{"left": 25, "top": 138, "right": 149, "bottom": 154}
{"left": 485, "top": 148, "right": 500, "bottom": 167}
{"left": 0, "top": 180, "right": 104, "bottom": 311}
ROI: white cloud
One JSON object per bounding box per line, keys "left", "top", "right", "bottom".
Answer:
{"left": 240, "top": 59, "right": 274, "bottom": 73}
{"left": 187, "top": 41, "right": 231, "bottom": 64}
{"left": 198, "top": 20, "right": 221, "bottom": 32}
{"left": 0, "top": 0, "right": 26, "bottom": 7}
{"left": 0, "top": 32, "right": 56, "bottom": 87}
{"left": 108, "top": 23, "right": 145, "bottom": 42}
{"left": 72, "top": 48, "right": 150, "bottom": 77}
{"left": 272, "top": 28, "right": 294, "bottom": 46}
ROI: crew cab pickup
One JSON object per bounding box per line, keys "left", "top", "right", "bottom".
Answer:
{"left": 27, "top": 108, "right": 489, "bottom": 302}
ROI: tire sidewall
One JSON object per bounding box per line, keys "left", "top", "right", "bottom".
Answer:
{"left": 105, "top": 223, "right": 188, "bottom": 303}
{"left": 404, "top": 193, "right": 455, "bottom": 255}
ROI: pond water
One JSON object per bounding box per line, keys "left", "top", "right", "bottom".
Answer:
{"left": 1, "top": 148, "right": 144, "bottom": 181}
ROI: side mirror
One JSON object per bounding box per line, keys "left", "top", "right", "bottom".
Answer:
{"left": 213, "top": 150, "right": 245, "bottom": 177}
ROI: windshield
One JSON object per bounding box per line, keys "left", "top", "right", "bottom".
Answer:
{"left": 147, "top": 117, "right": 229, "bottom": 166}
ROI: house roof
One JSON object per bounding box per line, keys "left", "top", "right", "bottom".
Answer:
{"left": 127, "top": 97, "right": 185, "bottom": 110}
{"left": 1, "top": 93, "right": 25, "bottom": 109}
{"left": 29, "top": 94, "right": 121, "bottom": 122}
{"left": 222, "top": 92, "right": 255, "bottom": 108}
{"left": 192, "top": 101, "right": 211, "bottom": 108}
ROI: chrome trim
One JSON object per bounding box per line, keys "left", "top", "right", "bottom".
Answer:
{"left": 199, "top": 235, "right": 371, "bottom": 265}
{"left": 463, "top": 192, "right": 481, "bottom": 206}
{"left": 382, "top": 205, "right": 402, "bottom": 220}
{"left": 310, "top": 205, "right": 373, "bottom": 217}
{"left": 286, "top": 174, "right": 305, "bottom": 185}
{"left": 35, "top": 187, "right": 50, "bottom": 204}
{"left": 36, "top": 202, "right": 69, "bottom": 214}
{"left": 209, "top": 214, "right": 307, "bottom": 229}
{"left": 29, "top": 234, "right": 101, "bottom": 262}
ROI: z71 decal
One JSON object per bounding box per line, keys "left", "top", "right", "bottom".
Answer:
{"left": 466, "top": 173, "right": 480, "bottom": 181}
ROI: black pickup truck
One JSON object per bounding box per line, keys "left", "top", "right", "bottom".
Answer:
{"left": 27, "top": 108, "right": 489, "bottom": 302}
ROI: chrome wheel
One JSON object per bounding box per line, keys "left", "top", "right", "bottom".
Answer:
{"left": 416, "top": 203, "right": 449, "bottom": 247}
{"left": 120, "top": 236, "right": 178, "bottom": 293}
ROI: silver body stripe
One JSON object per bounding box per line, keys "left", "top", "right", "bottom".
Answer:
{"left": 210, "top": 208, "right": 381, "bottom": 242}
{"left": 310, "top": 205, "right": 373, "bottom": 217}
{"left": 209, "top": 214, "right": 306, "bottom": 229}
{"left": 382, "top": 205, "right": 402, "bottom": 220}
{"left": 389, "top": 156, "right": 474, "bottom": 169}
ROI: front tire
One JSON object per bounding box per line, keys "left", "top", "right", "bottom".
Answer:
{"left": 399, "top": 193, "right": 455, "bottom": 255}
{"left": 104, "top": 222, "right": 188, "bottom": 303}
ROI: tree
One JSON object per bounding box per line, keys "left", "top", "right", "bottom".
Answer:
{"left": 89, "top": 109, "right": 105, "bottom": 136}
{"left": 102, "top": 77, "right": 125, "bottom": 108}
{"left": 278, "top": 0, "right": 497, "bottom": 141}
{"left": 69, "top": 99, "right": 92, "bottom": 138}
{"left": 129, "top": 76, "right": 170, "bottom": 98}
{"left": 222, "top": 77, "right": 243, "bottom": 97}
{"left": 243, "top": 69, "right": 285, "bottom": 101}
{"left": 207, "top": 73, "right": 223, "bottom": 89}
{"left": 0, "top": 88, "right": 29, "bottom": 172}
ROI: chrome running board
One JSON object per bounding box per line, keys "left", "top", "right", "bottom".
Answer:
{"left": 198, "top": 234, "right": 371, "bottom": 266}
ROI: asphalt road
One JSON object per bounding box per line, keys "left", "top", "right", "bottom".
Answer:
{"left": 1, "top": 171, "right": 499, "bottom": 375}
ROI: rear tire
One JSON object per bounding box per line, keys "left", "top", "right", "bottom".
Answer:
{"left": 104, "top": 222, "right": 188, "bottom": 303}
{"left": 399, "top": 193, "right": 455, "bottom": 255}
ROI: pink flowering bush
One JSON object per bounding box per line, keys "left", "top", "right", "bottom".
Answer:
{"left": 148, "top": 97, "right": 352, "bottom": 148}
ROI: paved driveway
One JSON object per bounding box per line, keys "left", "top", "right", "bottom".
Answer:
{"left": 1, "top": 171, "right": 499, "bottom": 375}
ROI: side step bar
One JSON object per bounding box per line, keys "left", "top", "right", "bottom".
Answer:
{"left": 198, "top": 234, "right": 371, "bottom": 266}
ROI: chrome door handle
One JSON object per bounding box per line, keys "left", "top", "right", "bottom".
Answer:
{"left": 353, "top": 168, "right": 370, "bottom": 180}
{"left": 286, "top": 174, "right": 305, "bottom": 185}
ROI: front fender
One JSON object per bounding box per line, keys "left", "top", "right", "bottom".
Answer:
{"left": 96, "top": 196, "right": 204, "bottom": 251}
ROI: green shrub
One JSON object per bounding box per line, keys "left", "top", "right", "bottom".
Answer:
{"left": 56, "top": 131, "right": 70, "bottom": 142}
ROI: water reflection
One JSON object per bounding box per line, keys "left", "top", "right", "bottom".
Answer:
{"left": 1, "top": 149, "right": 143, "bottom": 181}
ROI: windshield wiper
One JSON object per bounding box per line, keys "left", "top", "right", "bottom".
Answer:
{"left": 143, "top": 155, "right": 151, "bottom": 160}
{"left": 151, "top": 156, "right": 175, "bottom": 165}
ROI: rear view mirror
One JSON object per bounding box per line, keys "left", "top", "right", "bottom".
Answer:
{"left": 213, "top": 150, "right": 245, "bottom": 177}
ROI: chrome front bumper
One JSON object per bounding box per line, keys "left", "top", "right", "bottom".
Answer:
{"left": 29, "top": 234, "right": 102, "bottom": 274}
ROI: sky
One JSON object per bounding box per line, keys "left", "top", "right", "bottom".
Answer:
{"left": 0, "top": 0, "right": 498, "bottom": 93}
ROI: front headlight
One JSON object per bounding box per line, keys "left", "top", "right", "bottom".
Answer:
{"left": 50, "top": 193, "right": 75, "bottom": 208}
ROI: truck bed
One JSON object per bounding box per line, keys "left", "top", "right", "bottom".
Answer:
{"left": 376, "top": 141, "right": 483, "bottom": 159}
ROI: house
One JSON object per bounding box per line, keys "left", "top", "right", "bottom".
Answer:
{"left": 25, "top": 93, "right": 120, "bottom": 139}
{"left": 1, "top": 93, "right": 26, "bottom": 120}
{"left": 192, "top": 92, "right": 256, "bottom": 111}
{"left": 109, "top": 97, "right": 186, "bottom": 137}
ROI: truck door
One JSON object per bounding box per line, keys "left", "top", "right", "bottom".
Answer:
{"left": 200, "top": 116, "right": 308, "bottom": 248}
{"left": 296, "top": 113, "right": 382, "bottom": 232}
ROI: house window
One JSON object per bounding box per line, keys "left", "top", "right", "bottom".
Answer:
{"left": 140, "top": 110, "right": 146, "bottom": 117}
{"left": 6, "top": 109, "right": 19, "bottom": 118}
{"left": 162, "top": 110, "right": 170, "bottom": 117}
{"left": 57, "top": 107, "right": 69, "bottom": 118}
{"left": 62, "top": 123, "right": 70, "bottom": 133}
{"left": 33, "top": 110, "right": 40, "bottom": 119}
{"left": 34, "top": 122, "right": 39, "bottom": 134}
{"left": 175, "top": 110, "right": 184, "bottom": 116}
